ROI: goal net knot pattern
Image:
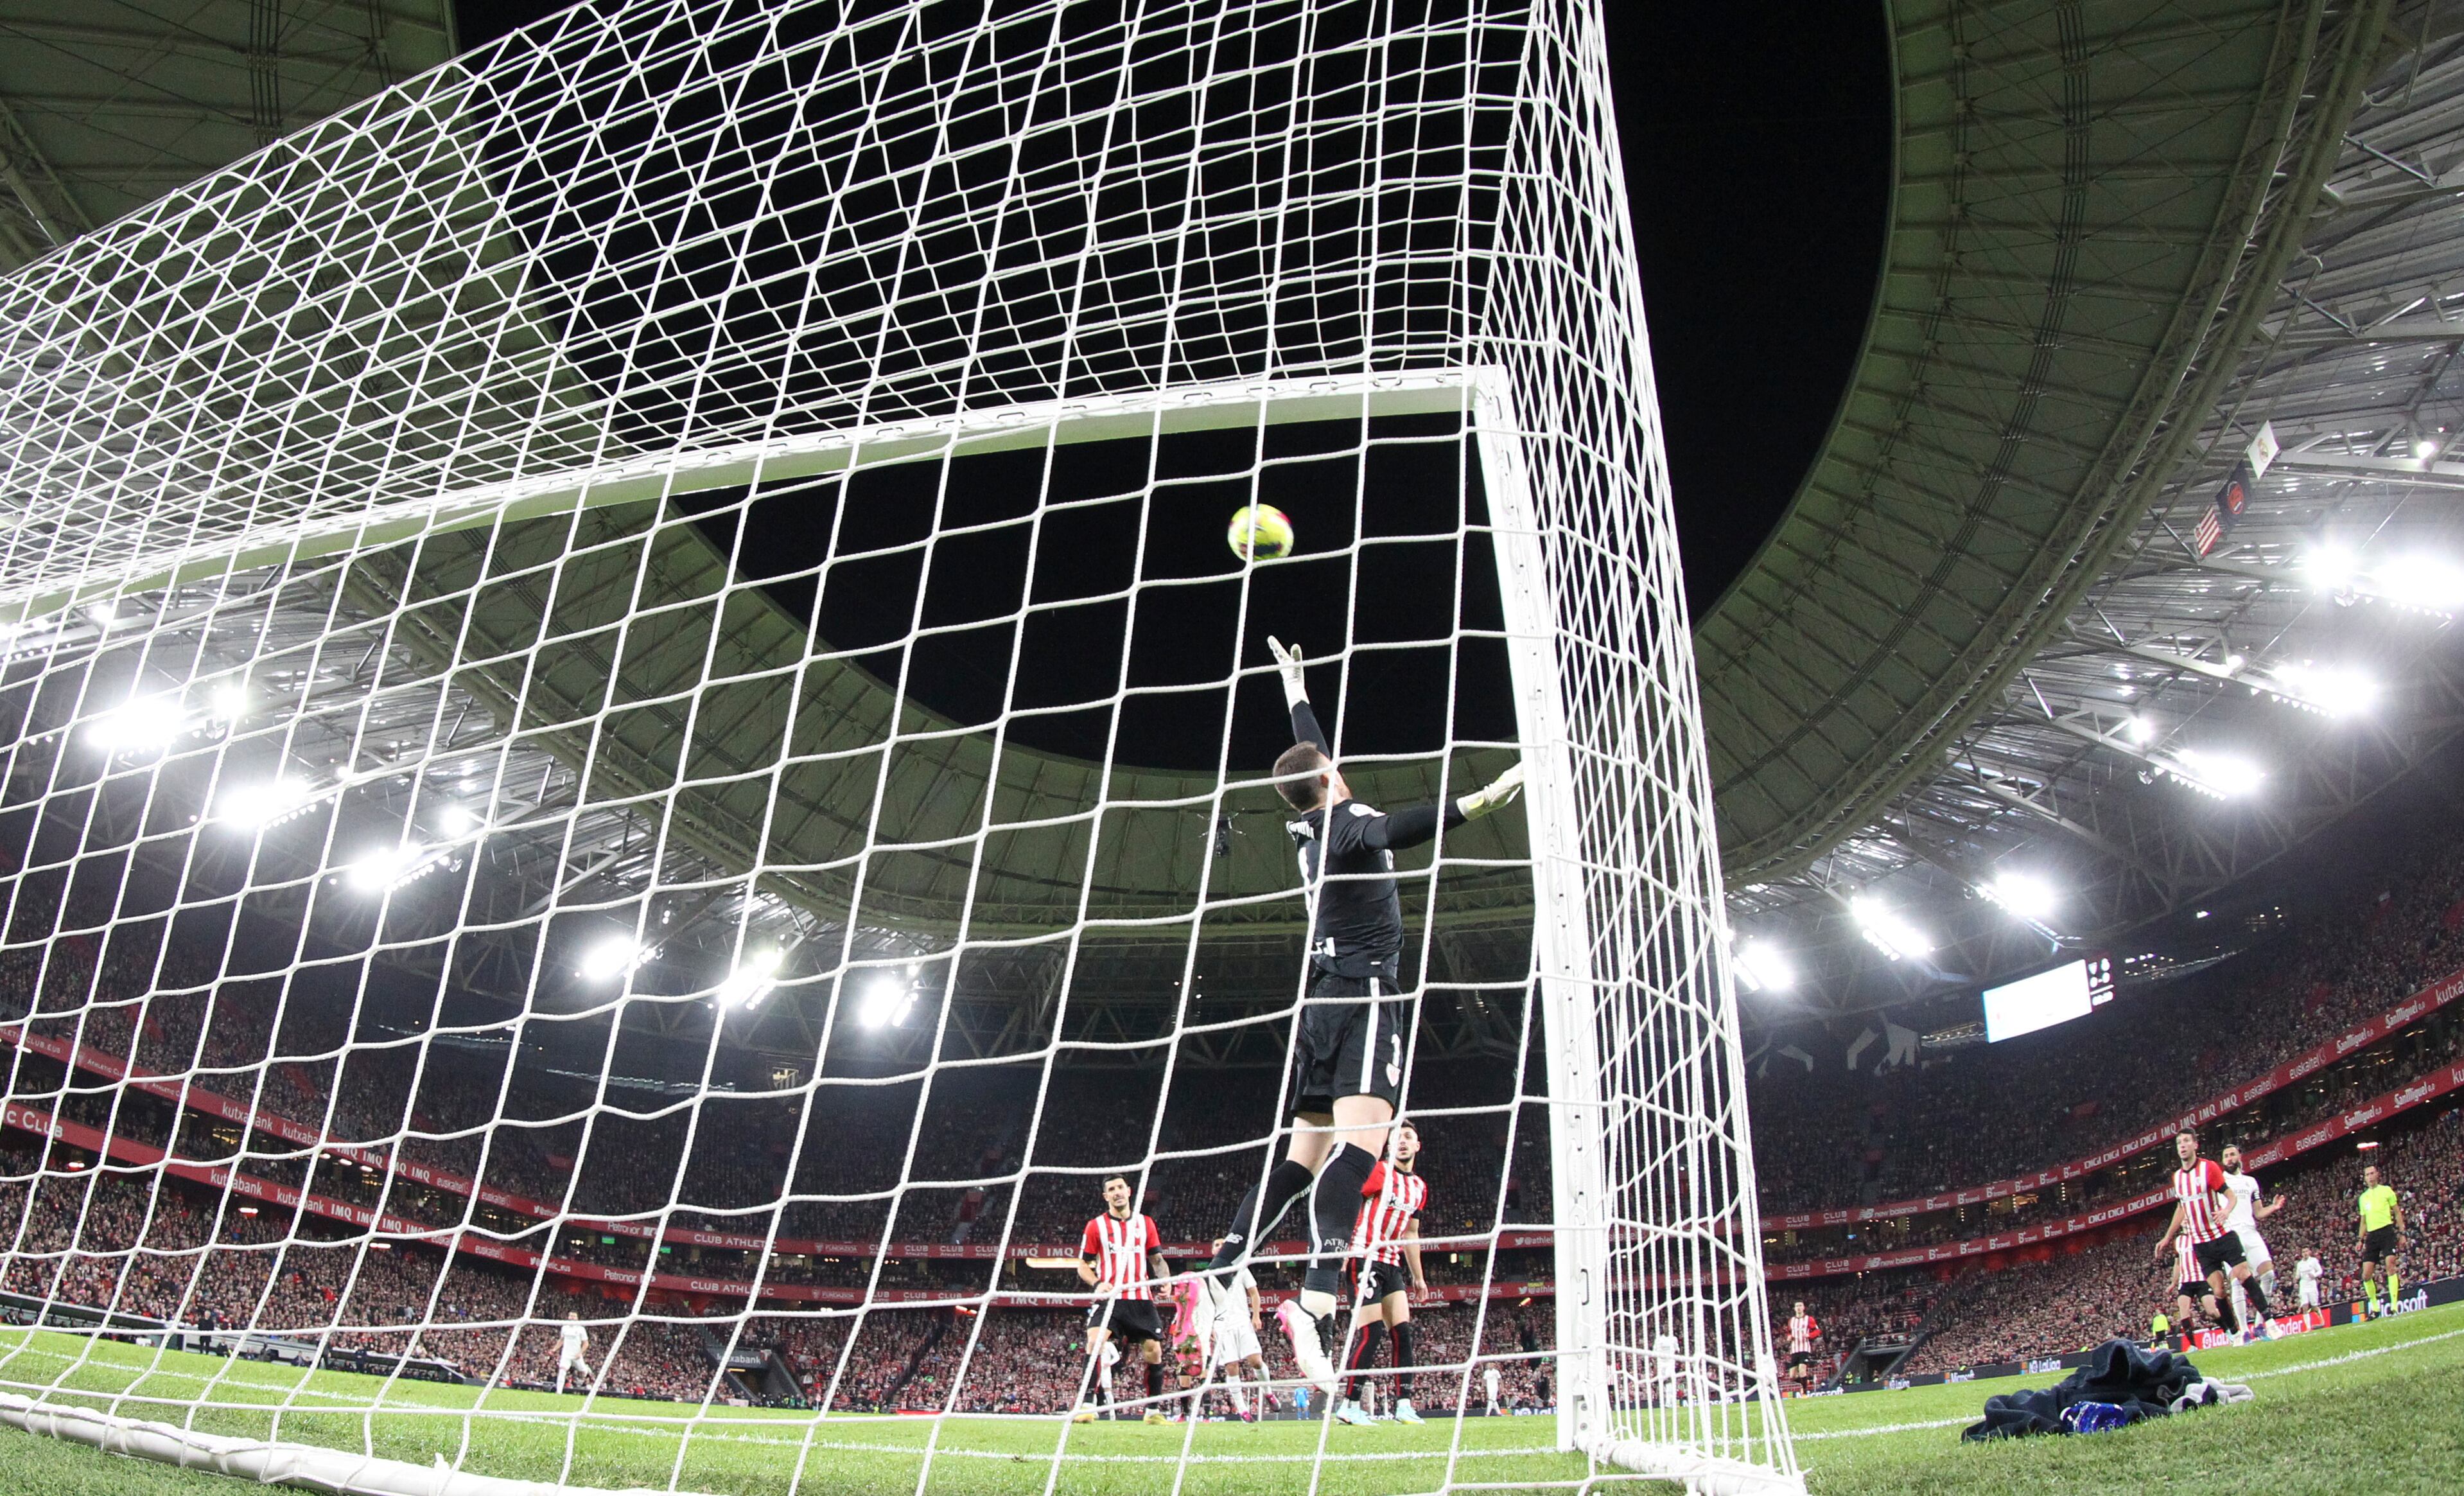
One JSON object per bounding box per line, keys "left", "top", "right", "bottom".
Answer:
{"left": 0, "top": 1, "right": 1794, "bottom": 1491}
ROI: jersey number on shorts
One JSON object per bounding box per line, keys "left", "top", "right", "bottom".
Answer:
{"left": 1385, "top": 1030, "right": 1402, "bottom": 1087}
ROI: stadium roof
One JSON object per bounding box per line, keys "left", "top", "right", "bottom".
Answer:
{"left": 0, "top": 2, "right": 459, "bottom": 269}
{"left": 1727, "top": 0, "right": 2464, "bottom": 1020}
{"left": 10, "top": 0, "right": 2460, "bottom": 1044}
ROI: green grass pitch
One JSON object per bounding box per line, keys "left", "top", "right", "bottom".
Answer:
{"left": 0, "top": 1303, "right": 2457, "bottom": 1495}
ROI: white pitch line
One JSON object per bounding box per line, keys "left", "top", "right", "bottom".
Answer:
{"left": 1794, "top": 1320, "right": 2464, "bottom": 1443}
{"left": 2238, "top": 1321, "right": 2464, "bottom": 1379}
{"left": 1795, "top": 1416, "right": 1970, "bottom": 1442}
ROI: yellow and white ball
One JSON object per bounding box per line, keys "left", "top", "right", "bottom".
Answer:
{"left": 1227, "top": 504, "right": 1294, "bottom": 561}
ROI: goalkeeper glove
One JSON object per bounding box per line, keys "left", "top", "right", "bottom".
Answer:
{"left": 1267, "top": 635, "right": 1309, "bottom": 707}
{"left": 1456, "top": 762, "right": 1525, "bottom": 820}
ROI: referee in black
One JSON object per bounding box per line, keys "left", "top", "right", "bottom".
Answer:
{"left": 1200, "top": 636, "right": 1523, "bottom": 1392}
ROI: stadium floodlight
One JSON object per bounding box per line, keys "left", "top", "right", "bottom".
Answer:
{"left": 2313, "top": 544, "right": 2462, "bottom": 617}
{"left": 1732, "top": 940, "right": 1795, "bottom": 994}
{"left": 213, "top": 777, "right": 317, "bottom": 830}
{"left": 2415, "top": 438, "right": 2440, "bottom": 459}
{"left": 206, "top": 682, "right": 247, "bottom": 721}
{"left": 2158, "top": 747, "right": 2264, "bottom": 799}
{"left": 2308, "top": 542, "right": 2362, "bottom": 593}
{"left": 435, "top": 804, "right": 480, "bottom": 836}
{"left": 2256, "top": 662, "right": 2377, "bottom": 717}
{"left": 84, "top": 696, "right": 188, "bottom": 755}
{"left": 715, "top": 947, "right": 783, "bottom": 1009}
{"left": 1850, "top": 896, "right": 1933, "bottom": 961}
{"left": 1984, "top": 871, "right": 2060, "bottom": 923}
{"left": 2123, "top": 714, "right": 2158, "bottom": 744}
{"left": 2372, "top": 553, "right": 2464, "bottom": 615}
{"left": 343, "top": 842, "right": 455, "bottom": 894}
{"left": 858, "top": 975, "right": 915, "bottom": 1029}
{"left": 577, "top": 937, "right": 647, "bottom": 983}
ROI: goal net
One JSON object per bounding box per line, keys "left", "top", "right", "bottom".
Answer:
{"left": 0, "top": 1, "right": 1794, "bottom": 1492}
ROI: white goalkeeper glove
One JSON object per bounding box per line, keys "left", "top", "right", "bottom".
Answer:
{"left": 1456, "top": 762, "right": 1525, "bottom": 820}
{"left": 1267, "top": 635, "right": 1309, "bottom": 707}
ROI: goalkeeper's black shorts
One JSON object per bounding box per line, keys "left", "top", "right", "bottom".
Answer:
{"left": 1289, "top": 972, "right": 1409, "bottom": 1114}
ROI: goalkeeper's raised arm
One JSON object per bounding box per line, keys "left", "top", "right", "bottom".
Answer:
{"left": 1200, "top": 635, "right": 1523, "bottom": 1398}
{"left": 1271, "top": 635, "right": 1525, "bottom": 873}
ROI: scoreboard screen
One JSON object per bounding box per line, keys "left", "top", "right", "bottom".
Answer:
{"left": 1983, "top": 956, "right": 2115, "bottom": 1043}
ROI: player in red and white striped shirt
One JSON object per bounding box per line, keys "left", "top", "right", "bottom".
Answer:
{"left": 1329, "top": 1121, "right": 1430, "bottom": 1426}
{"left": 1073, "top": 1175, "right": 1172, "bottom": 1423}
{"left": 1785, "top": 1305, "right": 1821, "bottom": 1395}
{"left": 2153, "top": 1129, "right": 2251, "bottom": 1337}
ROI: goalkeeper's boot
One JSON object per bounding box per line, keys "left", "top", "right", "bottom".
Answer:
{"left": 1071, "top": 1404, "right": 1099, "bottom": 1423}
{"left": 1142, "top": 1409, "right": 1172, "bottom": 1425}
{"left": 1392, "top": 1398, "right": 1426, "bottom": 1425}
{"left": 1275, "top": 1301, "right": 1341, "bottom": 1401}
{"left": 1334, "top": 1398, "right": 1377, "bottom": 1427}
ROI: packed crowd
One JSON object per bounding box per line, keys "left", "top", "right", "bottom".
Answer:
{"left": 0, "top": 1132, "right": 1558, "bottom": 1413}
{"left": 1750, "top": 834, "right": 2464, "bottom": 1213}
{"left": 1901, "top": 1111, "right": 2462, "bottom": 1373}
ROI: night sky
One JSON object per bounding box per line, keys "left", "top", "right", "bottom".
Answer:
{"left": 453, "top": 1, "right": 1892, "bottom": 620}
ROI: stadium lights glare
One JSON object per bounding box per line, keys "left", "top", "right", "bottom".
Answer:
{"left": 1984, "top": 872, "right": 2060, "bottom": 923}
{"left": 2307, "top": 543, "right": 2362, "bottom": 593}
{"left": 578, "top": 937, "right": 648, "bottom": 982}
{"left": 85, "top": 696, "right": 188, "bottom": 755}
{"left": 344, "top": 842, "right": 454, "bottom": 893}
{"left": 2311, "top": 543, "right": 2463, "bottom": 617}
{"left": 2372, "top": 553, "right": 2464, "bottom": 614}
{"left": 859, "top": 974, "right": 916, "bottom": 1028}
{"left": 207, "top": 682, "right": 247, "bottom": 721}
{"left": 2415, "top": 438, "right": 2440, "bottom": 459}
{"left": 2123, "top": 715, "right": 2158, "bottom": 745}
{"left": 437, "top": 805, "right": 480, "bottom": 836}
{"left": 213, "top": 777, "right": 317, "bottom": 830}
{"left": 2158, "top": 748, "right": 2264, "bottom": 799}
{"left": 2256, "top": 662, "right": 2378, "bottom": 717}
{"left": 1850, "top": 896, "right": 1932, "bottom": 962}
{"left": 715, "top": 947, "right": 783, "bottom": 1009}
{"left": 1731, "top": 940, "right": 1794, "bottom": 993}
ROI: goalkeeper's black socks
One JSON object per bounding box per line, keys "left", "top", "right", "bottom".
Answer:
{"left": 1307, "top": 1141, "right": 1378, "bottom": 1276}
{"left": 1392, "top": 1321, "right": 1416, "bottom": 1398}
{"left": 1210, "top": 1157, "right": 1317, "bottom": 1286}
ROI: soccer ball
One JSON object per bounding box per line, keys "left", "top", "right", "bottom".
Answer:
{"left": 1227, "top": 504, "right": 1293, "bottom": 561}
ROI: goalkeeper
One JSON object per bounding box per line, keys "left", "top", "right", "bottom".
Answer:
{"left": 1203, "top": 636, "right": 1523, "bottom": 1393}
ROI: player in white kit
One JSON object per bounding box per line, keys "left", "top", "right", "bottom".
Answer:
{"left": 1203, "top": 1248, "right": 1270, "bottom": 1421}
{"left": 557, "top": 1313, "right": 594, "bottom": 1394}
{"left": 2294, "top": 1251, "right": 2323, "bottom": 1308}
{"left": 2217, "top": 1144, "right": 2284, "bottom": 1337}
{"left": 1481, "top": 1362, "right": 1502, "bottom": 1414}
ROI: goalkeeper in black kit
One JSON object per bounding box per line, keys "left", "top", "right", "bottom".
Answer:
{"left": 1203, "top": 636, "right": 1525, "bottom": 1396}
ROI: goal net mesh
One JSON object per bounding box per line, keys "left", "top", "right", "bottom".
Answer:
{"left": 0, "top": 0, "right": 1792, "bottom": 1490}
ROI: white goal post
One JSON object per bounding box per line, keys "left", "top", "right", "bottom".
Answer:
{"left": 0, "top": 1, "right": 1796, "bottom": 1492}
